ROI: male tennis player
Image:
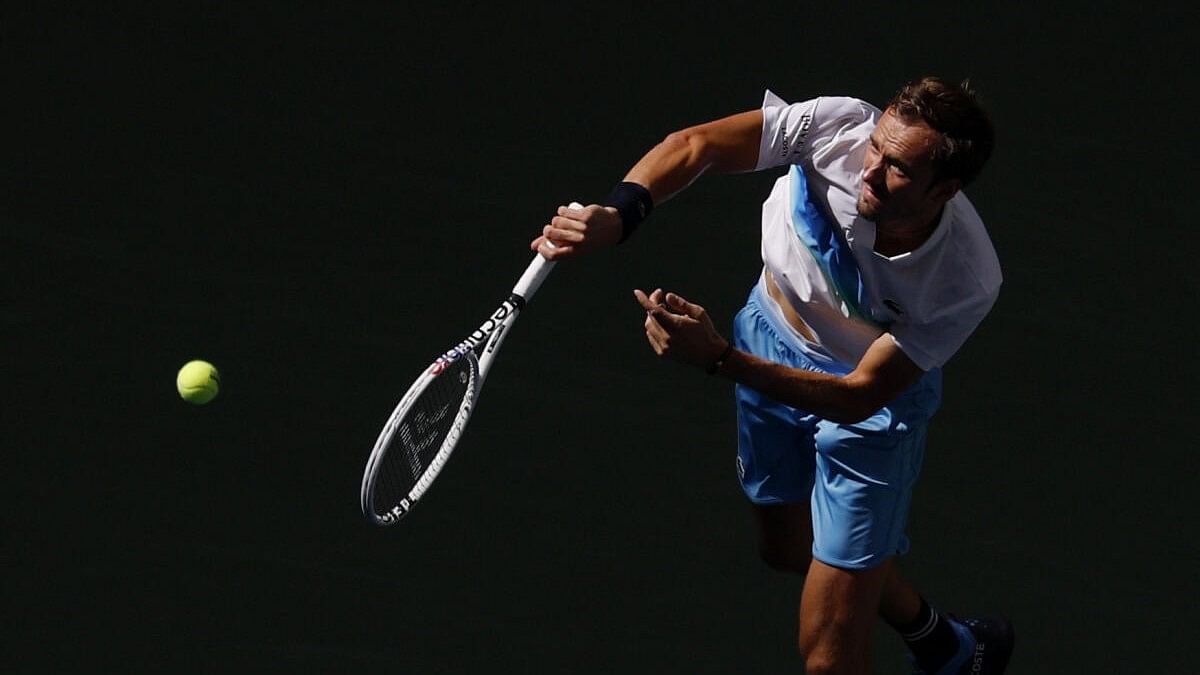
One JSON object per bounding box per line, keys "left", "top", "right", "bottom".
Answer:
{"left": 531, "top": 77, "right": 1012, "bottom": 675}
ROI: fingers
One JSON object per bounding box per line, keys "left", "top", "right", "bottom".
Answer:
{"left": 535, "top": 202, "right": 624, "bottom": 257}
{"left": 664, "top": 292, "right": 704, "bottom": 320}
{"left": 636, "top": 287, "right": 701, "bottom": 360}
{"left": 534, "top": 205, "right": 590, "bottom": 260}
{"left": 643, "top": 310, "right": 671, "bottom": 356}
{"left": 632, "top": 288, "right": 728, "bottom": 370}
{"left": 544, "top": 219, "right": 585, "bottom": 244}
{"left": 557, "top": 203, "right": 586, "bottom": 218}
{"left": 543, "top": 203, "right": 598, "bottom": 244}
{"left": 534, "top": 235, "right": 574, "bottom": 260}
{"left": 633, "top": 288, "right": 650, "bottom": 307}
{"left": 642, "top": 289, "right": 692, "bottom": 330}
{"left": 632, "top": 289, "right": 664, "bottom": 353}
{"left": 633, "top": 288, "right": 663, "bottom": 312}
{"left": 644, "top": 313, "right": 669, "bottom": 351}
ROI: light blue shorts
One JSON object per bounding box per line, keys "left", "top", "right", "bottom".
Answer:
{"left": 734, "top": 280, "right": 942, "bottom": 569}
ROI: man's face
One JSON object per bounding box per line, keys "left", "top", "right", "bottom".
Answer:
{"left": 856, "top": 108, "right": 957, "bottom": 224}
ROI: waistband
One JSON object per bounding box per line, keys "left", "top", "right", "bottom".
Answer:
{"left": 750, "top": 272, "right": 851, "bottom": 375}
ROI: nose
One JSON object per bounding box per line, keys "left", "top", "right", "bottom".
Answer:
{"left": 862, "top": 151, "right": 885, "bottom": 185}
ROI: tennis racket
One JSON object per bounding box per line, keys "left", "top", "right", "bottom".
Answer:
{"left": 359, "top": 204, "right": 577, "bottom": 526}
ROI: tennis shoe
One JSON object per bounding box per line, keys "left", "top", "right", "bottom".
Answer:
{"left": 909, "top": 615, "right": 1014, "bottom": 675}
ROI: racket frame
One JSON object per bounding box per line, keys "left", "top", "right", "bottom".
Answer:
{"left": 360, "top": 232, "right": 561, "bottom": 526}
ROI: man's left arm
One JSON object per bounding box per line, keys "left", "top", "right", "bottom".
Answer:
{"left": 636, "top": 289, "right": 923, "bottom": 424}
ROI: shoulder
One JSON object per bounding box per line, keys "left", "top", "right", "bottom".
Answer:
{"left": 945, "top": 193, "right": 1002, "bottom": 295}
{"left": 761, "top": 91, "right": 877, "bottom": 120}
{"left": 757, "top": 92, "right": 880, "bottom": 170}
{"left": 877, "top": 194, "right": 1001, "bottom": 370}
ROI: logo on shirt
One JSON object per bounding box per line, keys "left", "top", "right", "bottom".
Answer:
{"left": 780, "top": 112, "right": 813, "bottom": 161}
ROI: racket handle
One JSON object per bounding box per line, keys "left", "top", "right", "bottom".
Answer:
{"left": 513, "top": 200, "right": 581, "bottom": 301}
{"left": 513, "top": 253, "right": 555, "bottom": 302}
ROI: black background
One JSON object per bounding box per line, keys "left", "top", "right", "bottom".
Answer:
{"left": 6, "top": 3, "right": 1197, "bottom": 672}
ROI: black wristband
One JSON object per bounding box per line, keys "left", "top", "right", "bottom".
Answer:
{"left": 603, "top": 181, "right": 654, "bottom": 243}
{"left": 706, "top": 341, "right": 734, "bottom": 376}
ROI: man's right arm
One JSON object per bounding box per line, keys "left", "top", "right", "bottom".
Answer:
{"left": 533, "top": 109, "right": 764, "bottom": 260}
{"left": 624, "top": 109, "right": 764, "bottom": 202}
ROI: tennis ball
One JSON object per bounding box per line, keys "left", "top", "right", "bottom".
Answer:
{"left": 176, "top": 360, "right": 220, "bottom": 404}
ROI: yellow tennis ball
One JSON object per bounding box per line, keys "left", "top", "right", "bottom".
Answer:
{"left": 176, "top": 360, "right": 220, "bottom": 404}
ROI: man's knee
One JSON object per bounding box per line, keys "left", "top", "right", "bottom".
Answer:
{"left": 800, "top": 622, "right": 859, "bottom": 675}
{"left": 799, "top": 655, "right": 841, "bottom": 675}
{"left": 797, "top": 560, "right": 892, "bottom": 674}
{"left": 798, "top": 612, "right": 869, "bottom": 675}
{"left": 798, "top": 609, "right": 841, "bottom": 670}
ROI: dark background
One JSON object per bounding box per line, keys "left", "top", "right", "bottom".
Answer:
{"left": 6, "top": 3, "right": 1196, "bottom": 672}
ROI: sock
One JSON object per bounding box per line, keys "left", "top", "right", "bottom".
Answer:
{"left": 894, "top": 597, "right": 964, "bottom": 673}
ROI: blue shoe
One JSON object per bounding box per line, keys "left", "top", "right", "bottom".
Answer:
{"left": 909, "top": 615, "right": 1014, "bottom": 675}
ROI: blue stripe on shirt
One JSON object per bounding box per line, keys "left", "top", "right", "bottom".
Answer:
{"left": 788, "top": 164, "right": 879, "bottom": 327}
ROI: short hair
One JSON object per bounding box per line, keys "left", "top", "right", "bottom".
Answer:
{"left": 886, "top": 76, "right": 994, "bottom": 187}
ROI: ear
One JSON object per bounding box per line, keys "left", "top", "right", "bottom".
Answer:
{"left": 927, "top": 176, "right": 961, "bottom": 203}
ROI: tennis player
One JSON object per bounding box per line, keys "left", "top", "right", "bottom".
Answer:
{"left": 532, "top": 77, "right": 1013, "bottom": 674}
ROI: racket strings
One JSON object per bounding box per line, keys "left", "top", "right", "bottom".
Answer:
{"left": 373, "top": 357, "right": 473, "bottom": 515}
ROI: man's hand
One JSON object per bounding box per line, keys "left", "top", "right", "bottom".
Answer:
{"left": 633, "top": 288, "right": 729, "bottom": 370}
{"left": 530, "top": 203, "right": 623, "bottom": 260}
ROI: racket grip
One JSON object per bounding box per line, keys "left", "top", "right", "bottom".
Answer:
{"left": 513, "top": 200, "right": 581, "bottom": 301}
{"left": 513, "top": 253, "right": 555, "bottom": 301}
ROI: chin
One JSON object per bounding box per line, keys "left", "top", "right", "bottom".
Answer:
{"left": 856, "top": 196, "right": 879, "bottom": 222}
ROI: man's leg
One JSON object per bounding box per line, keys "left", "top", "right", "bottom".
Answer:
{"left": 879, "top": 565, "right": 965, "bottom": 673}
{"left": 798, "top": 559, "right": 1013, "bottom": 675}
{"left": 753, "top": 503, "right": 992, "bottom": 674}
{"left": 754, "top": 502, "right": 922, "bottom": 615}
{"left": 798, "top": 558, "right": 893, "bottom": 675}
{"left": 754, "top": 503, "right": 920, "bottom": 613}
{"left": 879, "top": 563, "right": 921, "bottom": 627}
{"left": 752, "top": 503, "right": 812, "bottom": 574}
{"left": 882, "top": 562, "right": 1015, "bottom": 675}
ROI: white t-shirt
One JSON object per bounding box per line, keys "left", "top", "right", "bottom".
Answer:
{"left": 755, "top": 90, "right": 1002, "bottom": 371}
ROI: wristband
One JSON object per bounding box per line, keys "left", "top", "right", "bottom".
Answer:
{"left": 603, "top": 181, "right": 654, "bottom": 243}
{"left": 706, "top": 341, "right": 734, "bottom": 376}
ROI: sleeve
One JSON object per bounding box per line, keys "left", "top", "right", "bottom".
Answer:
{"left": 889, "top": 284, "right": 1000, "bottom": 371}
{"left": 755, "top": 91, "right": 876, "bottom": 171}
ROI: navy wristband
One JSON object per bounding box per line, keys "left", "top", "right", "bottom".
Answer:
{"left": 603, "top": 181, "right": 654, "bottom": 243}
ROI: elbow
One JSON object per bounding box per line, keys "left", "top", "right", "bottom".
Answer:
{"left": 662, "top": 127, "right": 711, "bottom": 166}
{"left": 827, "top": 376, "right": 887, "bottom": 425}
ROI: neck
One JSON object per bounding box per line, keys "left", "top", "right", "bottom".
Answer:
{"left": 873, "top": 207, "right": 943, "bottom": 256}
